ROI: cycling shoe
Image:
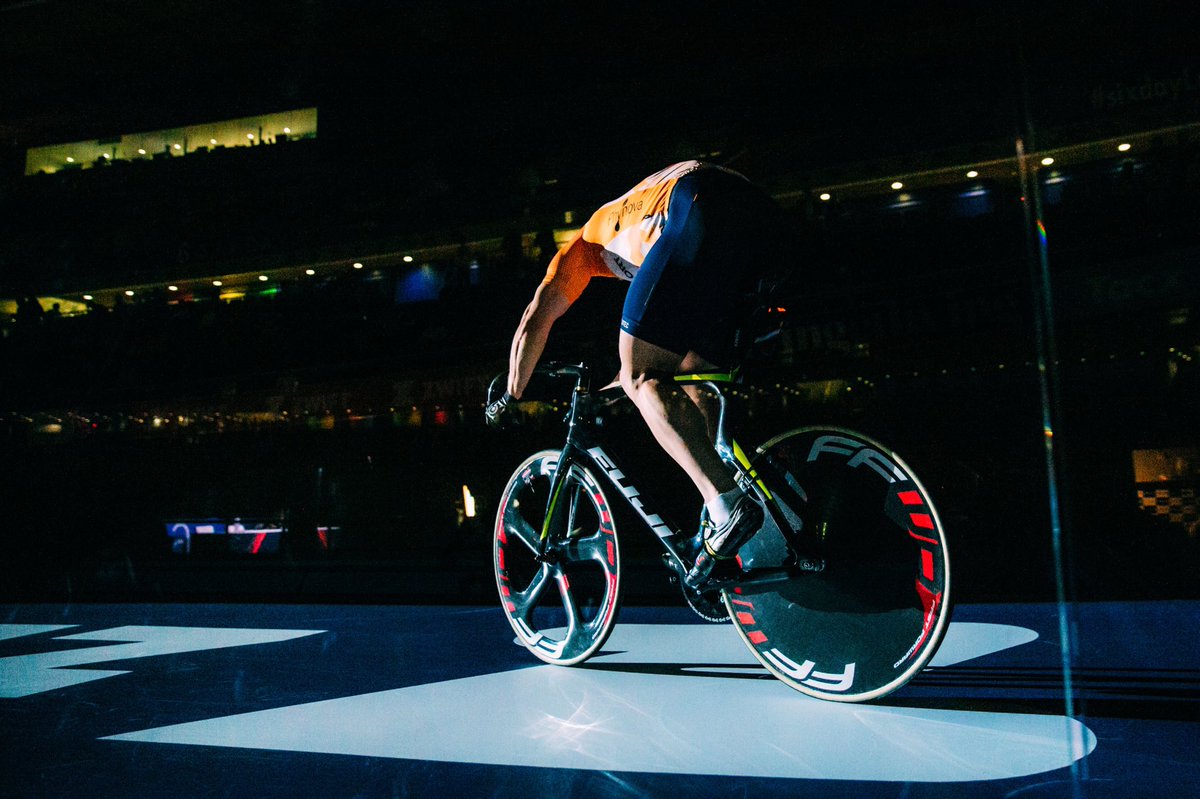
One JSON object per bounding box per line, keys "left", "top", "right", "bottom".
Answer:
{"left": 685, "top": 495, "right": 763, "bottom": 588}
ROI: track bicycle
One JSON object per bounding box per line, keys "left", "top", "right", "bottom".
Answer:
{"left": 489, "top": 359, "right": 951, "bottom": 702}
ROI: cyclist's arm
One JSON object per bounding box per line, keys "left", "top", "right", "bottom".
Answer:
{"left": 507, "top": 234, "right": 610, "bottom": 398}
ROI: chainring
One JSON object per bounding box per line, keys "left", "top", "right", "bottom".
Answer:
{"left": 681, "top": 583, "right": 731, "bottom": 622}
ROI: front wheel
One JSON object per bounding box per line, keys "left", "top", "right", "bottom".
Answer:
{"left": 494, "top": 450, "right": 622, "bottom": 666}
{"left": 727, "top": 427, "right": 951, "bottom": 702}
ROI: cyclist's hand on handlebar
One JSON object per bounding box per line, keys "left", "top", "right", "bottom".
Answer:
{"left": 485, "top": 392, "right": 520, "bottom": 428}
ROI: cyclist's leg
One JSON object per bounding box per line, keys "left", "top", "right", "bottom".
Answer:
{"left": 619, "top": 172, "right": 769, "bottom": 569}
{"left": 617, "top": 172, "right": 737, "bottom": 507}
{"left": 618, "top": 333, "right": 762, "bottom": 593}
{"left": 618, "top": 332, "right": 736, "bottom": 507}
{"left": 679, "top": 350, "right": 723, "bottom": 442}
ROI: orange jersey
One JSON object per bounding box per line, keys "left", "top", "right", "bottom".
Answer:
{"left": 541, "top": 161, "right": 746, "bottom": 299}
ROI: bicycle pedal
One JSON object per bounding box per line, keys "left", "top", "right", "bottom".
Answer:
{"left": 685, "top": 555, "right": 742, "bottom": 591}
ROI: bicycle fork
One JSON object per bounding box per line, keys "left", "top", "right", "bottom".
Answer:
{"left": 534, "top": 441, "right": 585, "bottom": 564}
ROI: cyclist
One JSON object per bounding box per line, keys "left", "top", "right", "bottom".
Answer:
{"left": 486, "top": 160, "right": 790, "bottom": 586}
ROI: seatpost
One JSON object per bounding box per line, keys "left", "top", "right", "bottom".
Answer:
{"left": 709, "top": 380, "right": 763, "bottom": 499}
{"left": 710, "top": 383, "right": 734, "bottom": 464}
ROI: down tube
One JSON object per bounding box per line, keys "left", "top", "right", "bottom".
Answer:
{"left": 580, "top": 444, "right": 693, "bottom": 569}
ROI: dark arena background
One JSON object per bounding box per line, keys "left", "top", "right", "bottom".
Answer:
{"left": 1, "top": 2, "right": 1197, "bottom": 797}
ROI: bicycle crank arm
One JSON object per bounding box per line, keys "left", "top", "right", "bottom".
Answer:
{"left": 704, "top": 558, "right": 825, "bottom": 593}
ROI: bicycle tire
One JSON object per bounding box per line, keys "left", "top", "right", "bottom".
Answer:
{"left": 494, "top": 450, "right": 622, "bottom": 666}
{"left": 725, "top": 427, "right": 951, "bottom": 702}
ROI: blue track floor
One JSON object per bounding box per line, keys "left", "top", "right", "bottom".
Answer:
{"left": 1, "top": 601, "right": 1196, "bottom": 798}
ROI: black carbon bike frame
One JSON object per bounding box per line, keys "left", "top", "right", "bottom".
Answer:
{"left": 529, "top": 361, "right": 823, "bottom": 592}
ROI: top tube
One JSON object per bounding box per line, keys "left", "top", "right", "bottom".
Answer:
{"left": 673, "top": 369, "right": 740, "bottom": 384}
{"left": 524, "top": 362, "right": 743, "bottom": 396}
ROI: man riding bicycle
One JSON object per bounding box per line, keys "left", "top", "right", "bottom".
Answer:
{"left": 486, "top": 160, "right": 790, "bottom": 586}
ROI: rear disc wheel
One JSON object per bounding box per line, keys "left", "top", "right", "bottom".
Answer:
{"left": 726, "top": 427, "right": 951, "bottom": 702}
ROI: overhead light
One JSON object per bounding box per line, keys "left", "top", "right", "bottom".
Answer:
{"left": 403, "top": 256, "right": 414, "bottom": 263}
{"left": 173, "top": 144, "right": 182, "bottom": 150}
{"left": 353, "top": 262, "right": 364, "bottom": 269}
{"left": 124, "top": 290, "right": 135, "bottom": 297}
{"left": 247, "top": 134, "right": 255, "bottom": 140}
{"left": 212, "top": 280, "right": 223, "bottom": 287}
{"left": 283, "top": 127, "right": 291, "bottom": 134}
{"left": 305, "top": 269, "right": 316, "bottom": 275}
{"left": 66, "top": 156, "right": 75, "bottom": 163}
{"left": 966, "top": 170, "right": 979, "bottom": 178}
{"left": 168, "top": 285, "right": 179, "bottom": 292}
{"left": 258, "top": 275, "right": 269, "bottom": 281}
{"left": 1040, "top": 157, "right": 1055, "bottom": 166}
{"left": 137, "top": 148, "right": 146, "bottom": 155}
{"left": 891, "top": 181, "right": 904, "bottom": 190}
{"left": 102, "top": 153, "right": 110, "bottom": 159}
{"left": 1117, "top": 142, "right": 1131, "bottom": 152}
{"left": 462, "top": 485, "right": 477, "bottom": 518}
{"left": 210, "top": 138, "right": 218, "bottom": 145}
{"left": 819, "top": 193, "right": 831, "bottom": 201}
{"left": 82, "top": 294, "right": 93, "bottom": 301}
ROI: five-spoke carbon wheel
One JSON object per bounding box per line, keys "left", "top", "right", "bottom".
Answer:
{"left": 494, "top": 450, "right": 621, "bottom": 666}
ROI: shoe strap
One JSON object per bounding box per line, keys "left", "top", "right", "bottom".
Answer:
{"left": 703, "top": 540, "right": 737, "bottom": 559}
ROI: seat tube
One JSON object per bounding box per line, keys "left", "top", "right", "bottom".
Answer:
{"left": 709, "top": 382, "right": 742, "bottom": 473}
{"left": 709, "top": 384, "right": 774, "bottom": 504}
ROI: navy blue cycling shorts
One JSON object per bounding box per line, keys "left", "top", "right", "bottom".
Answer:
{"left": 619, "top": 168, "right": 785, "bottom": 366}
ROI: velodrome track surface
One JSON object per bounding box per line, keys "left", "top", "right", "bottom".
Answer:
{"left": 1, "top": 601, "right": 1196, "bottom": 798}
